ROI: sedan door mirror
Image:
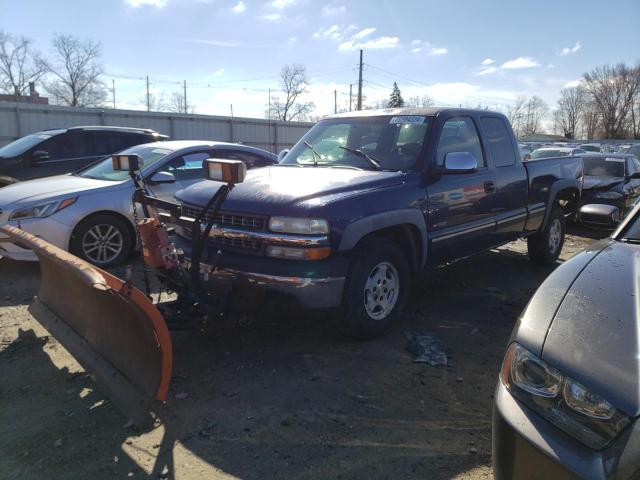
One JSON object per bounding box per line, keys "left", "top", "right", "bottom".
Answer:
{"left": 31, "top": 150, "right": 50, "bottom": 163}
{"left": 444, "top": 151, "right": 478, "bottom": 173}
{"left": 148, "top": 171, "right": 176, "bottom": 184}
{"left": 277, "top": 149, "right": 290, "bottom": 163}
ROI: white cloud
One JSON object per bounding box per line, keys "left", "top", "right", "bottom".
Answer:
{"left": 338, "top": 36, "right": 399, "bottom": 51}
{"left": 125, "top": 0, "right": 167, "bottom": 7}
{"left": 231, "top": 1, "right": 246, "bottom": 13}
{"left": 481, "top": 58, "right": 495, "bottom": 66}
{"left": 564, "top": 79, "right": 583, "bottom": 88}
{"left": 213, "top": 68, "right": 225, "bottom": 76}
{"left": 321, "top": 4, "right": 346, "bottom": 16}
{"left": 271, "top": 0, "right": 295, "bottom": 9}
{"left": 429, "top": 47, "right": 447, "bottom": 56}
{"left": 476, "top": 66, "right": 498, "bottom": 76}
{"left": 411, "top": 39, "right": 421, "bottom": 45}
{"left": 411, "top": 47, "right": 422, "bottom": 54}
{"left": 558, "top": 41, "right": 582, "bottom": 56}
{"left": 352, "top": 27, "right": 376, "bottom": 39}
{"left": 192, "top": 39, "right": 243, "bottom": 47}
{"left": 261, "top": 12, "right": 282, "bottom": 20}
{"left": 501, "top": 56, "right": 540, "bottom": 69}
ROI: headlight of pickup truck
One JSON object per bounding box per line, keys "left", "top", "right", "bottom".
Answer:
{"left": 501, "top": 343, "right": 631, "bottom": 450}
{"left": 269, "top": 216, "right": 329, "bottom": 235}
{"left": 10, "top": 197, "right": 77, "bottom": 221}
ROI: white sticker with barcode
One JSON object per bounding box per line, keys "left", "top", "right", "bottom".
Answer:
{"left": 389, "top": 116, "right": 426, "bottom": 125}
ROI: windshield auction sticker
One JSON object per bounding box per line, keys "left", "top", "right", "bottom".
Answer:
{"left": 389, "top": 116, "right": 426, "bottom": 124}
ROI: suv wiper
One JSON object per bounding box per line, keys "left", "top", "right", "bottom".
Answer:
{"left": 303, "top": 140, "right": 322, "bottom": 167}
{"left": 339, "top": 146, "right": 382, "bottom": 170}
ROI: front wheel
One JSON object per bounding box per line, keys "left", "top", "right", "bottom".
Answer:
{"left": 527, "top": 206, "right": 565, "bottom": 265}
{"left": 342, "top": 238, "right": 410, "bottom": 340}
{"left": 70, "top": 214, "right": 133, "bottom": 267}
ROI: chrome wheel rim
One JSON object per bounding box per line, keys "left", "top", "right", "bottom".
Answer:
{"left": 364, "top": 261, "right": 399, "bottom": 320}
{"left": 81, "top": 224, "right": 124, "bottom": 264}
{"left": 548, "top": 218, "right": 561, "bottom": 254}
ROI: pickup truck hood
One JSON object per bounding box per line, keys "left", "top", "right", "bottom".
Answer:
{"left": 541, "top": 241, "right": 640, "bottom": 416}
{"left": 583, "top": 175, "right": 624, "bottom": 191}
{"left": 0, "top": 174, "right": 119, "bottom": 206}
{"left": 176, "top": 166, "right": 405, "bottom": 214}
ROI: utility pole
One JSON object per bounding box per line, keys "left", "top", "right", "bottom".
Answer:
{"left": 357, "top": 49, "right": 363, "bottom": 111}
{"left": 349, "top": 84, "right": 353, "bottom": 111}
{"left": 334, "top": 89, "right": 337, "bottom": 114}
{"left": 146, "top": 76, "right": 150, "bottom": 112}
{"left": 111, "top": 79, "right": 116, "bottom": 109}
{"left": 183, "top": 80, "right": 187, "bottom": 114}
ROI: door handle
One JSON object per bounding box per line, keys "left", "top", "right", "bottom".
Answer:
{"left": 484, "top": 181, "right": 496, "bottom": 194}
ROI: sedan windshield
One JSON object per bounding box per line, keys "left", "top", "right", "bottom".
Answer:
{"left": 280, "top": 116, "right": 431, "bottom": 171}
{"left": 0, "top": 132, "right": 58, "bottom": 158}
{"left": 77, "top": 145, "right": 173, "bottom": 181}
{"left": 583, "top": 157, "right": 625, "bottom": 177}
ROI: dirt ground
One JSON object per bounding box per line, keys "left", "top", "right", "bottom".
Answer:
{"left": 0, "top": 230, "right": 603, "bottom": 480}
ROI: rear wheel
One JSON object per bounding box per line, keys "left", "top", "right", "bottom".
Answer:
{"left": 70, "top": 214, "right": 133, "bottom": 267}
{"left": 342, "top": 238, "right": 410, "bottom": 339}
{"left": 527, "top": 206, "right": 565, "bottom": 265}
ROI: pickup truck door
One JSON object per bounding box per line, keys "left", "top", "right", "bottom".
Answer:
{"left": 478, "top": 116, "right": 528, "bottom": 244}
{"left": 427, "top": 116, "right": 498, "bottom": 267}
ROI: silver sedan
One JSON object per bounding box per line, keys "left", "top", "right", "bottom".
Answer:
{"left": 0, "top": 140, "right": 276, "bottom": 266}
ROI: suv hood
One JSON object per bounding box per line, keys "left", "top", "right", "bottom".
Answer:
{"left": 0, "top": 174, "right": 120, "bottom": 206}
{"left": 176, "top": 166, "right": 405, "bottom": 215}
{"left": 541, "top": 241, "right": 640, "bottom": 416}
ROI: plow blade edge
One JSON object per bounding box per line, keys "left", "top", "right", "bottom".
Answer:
{"left": 1, "top": 225, "right": 172, "bottom": 425}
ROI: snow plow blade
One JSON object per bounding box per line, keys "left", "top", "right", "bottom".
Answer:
{"left": 1, "top": 225, "right": 172, "bottom": 425}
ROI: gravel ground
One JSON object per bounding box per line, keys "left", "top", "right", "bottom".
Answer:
{"left": 0, "top": 231, "right": 601, "bottom": 480}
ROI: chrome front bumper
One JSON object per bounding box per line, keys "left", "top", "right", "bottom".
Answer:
{"left": 188, "top": 260, "right": 345, "bottom": 309}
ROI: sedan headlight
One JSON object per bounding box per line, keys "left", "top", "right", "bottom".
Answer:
{"left": 501, "top": 343, "right": 631, "bottom": 449}
{"left": 9, "top": 198, "right": 77, "bottom": 221}
{"left": 269, "top": 216, "right": 329, "bottom": 235}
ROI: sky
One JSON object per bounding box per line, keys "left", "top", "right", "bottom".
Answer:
{"left": 1, "top": 0, "right": 639, "bottom": 120}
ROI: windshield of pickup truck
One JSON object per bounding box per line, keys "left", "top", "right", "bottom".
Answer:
{"left": 280, "top": 116, "right": 431, "bottom": 171}
{"left": 77, "top": 145, "right": 173, "bottom": 181}
{"left": 583, "top": 156, "right": 625, "bottom": 177}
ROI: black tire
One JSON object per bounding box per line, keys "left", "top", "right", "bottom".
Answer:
{"left": 70, "top": 214, "right": 133, "bottom": 267}
{"left": 342, "top": 238, "right": 411, "bottom": 340}
{"left": 527, "top": 206, "right": 565, "bottom": 265}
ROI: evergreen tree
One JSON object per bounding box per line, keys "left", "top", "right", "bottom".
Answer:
{"left": 387, "top": 82, "right": 404, "bottom": 108}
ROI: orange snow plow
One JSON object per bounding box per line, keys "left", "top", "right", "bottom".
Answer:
{"left": 0, "top": 225, "right": 172, "bottom": 425}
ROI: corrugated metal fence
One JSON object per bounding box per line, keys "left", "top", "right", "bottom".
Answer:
{"left": 0, "top": 102, "right": 314, "bottom": 152}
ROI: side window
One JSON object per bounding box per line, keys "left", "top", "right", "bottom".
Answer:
{"left": 38, "top": 132, "right": 91, "bottom": 160}
{"left": 212, "top": 149, "right": 272, "bottom": 169}
{"left": 480, "top": 117, "right": 517, "bottom": 167}
{"left": 92, "top": 132, "right": 113, "bottom": 155}
{"left": 436, "top": 117, "right": 485, "bottom": 167}
{"left": 165, "top": 151, "right": 210, "bottom": 180}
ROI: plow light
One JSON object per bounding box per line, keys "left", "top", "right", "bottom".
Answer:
{"left": 205, "top": 159, "right": 246, "bottom": 184}
{"left": 112, "top": 154, "right": 144, "bottom": 172}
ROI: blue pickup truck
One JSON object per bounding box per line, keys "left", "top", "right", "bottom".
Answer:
{"left": 172, "top": 107, "right": 583, "bottom": 338}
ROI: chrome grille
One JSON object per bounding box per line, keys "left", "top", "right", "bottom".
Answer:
{"left": 181, "top": 205, "right": 265, "bottom": 230}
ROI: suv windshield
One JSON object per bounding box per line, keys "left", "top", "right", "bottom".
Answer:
{"left": 583, "top": 156, "right": 625, "bottom": 177}
{"left": 77, "top": 145, "right": 173, "bottom": 181}
{"left": 280, "top": 116, "right": 431, "bottom": 171}
{"left": 0, "top": 132, "right": 60, "bottom": 157}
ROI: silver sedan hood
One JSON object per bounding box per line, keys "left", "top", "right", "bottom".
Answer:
{"left": 541, "top": 241, "right": 640, "bottom": 416}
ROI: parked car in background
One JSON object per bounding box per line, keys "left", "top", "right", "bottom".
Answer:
{"left": 0, "top": 141, "right": 276, "bottom": 266}
{"left": 578, "top": 153, "right": 640, "bottom": 228}
{"left": 0, "top": 126, "right": 168, "bottom": 187}
{"left": 579, "top": 143, "right": 602, "bottom": 153}
{"left": 518, "top": 144, "right": 532, "bottom": 161}
{"left": 618, "top": 143, "right": 640, "bottom": 160}
{"left": 493, "top": 201, "right": 640, "bottom": 480}
{"left": 530, "top": 146, "right": 586, "bottom": 159}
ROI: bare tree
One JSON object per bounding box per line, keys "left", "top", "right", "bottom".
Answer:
{"left": 583, "top": 62, "right": 640, "bottom": 138}
{"left": 267, "top": 64, "right": 314, "bottom": 121}
{"left": 41, "top": 34, "right": 106, "bottom": 107}
{"left": 506, "top": 96, "right": 527, "bottom": 137}
{"left": 521, "top": 96, "right": 548, "bottom": 137}
{"left": 165, "top": 91, "right": 195, "bottom": 114}
{"left": 406, "top": 94, "right": 435, "bottom": 108}
{"left": 628, "top": 64, "right": 640, "bottom": 139}
{"left": 139, "top": 91, "right": 167, "bottom": 112}
{"left": 0, "top": 31, "right": 45, "bottom": 100}
{"left": 554, "top": 86, "right": 586, "bottom": 139}
{"left": 581, "top": 99, "right": 600, "bottom": 139}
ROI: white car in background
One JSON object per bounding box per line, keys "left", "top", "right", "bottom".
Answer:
{"left": 0, "top": 140, "right": 276, "bottom": 266}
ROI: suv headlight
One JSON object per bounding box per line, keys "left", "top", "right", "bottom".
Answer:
{"left": 501, "top": 343, "right": 631, "bottom": 449}
{"left": 269, "top": 216, "right": 329, "bottom": 235}
{"left": 9, "top": 198, "right": 77, "bottom": 221}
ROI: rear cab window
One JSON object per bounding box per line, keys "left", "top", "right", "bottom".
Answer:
{"left": 480, "top": 117, "right": 517, "bottom": 167}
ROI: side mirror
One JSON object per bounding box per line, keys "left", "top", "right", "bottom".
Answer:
{"left": 444, "top": 151, "right": 478, "bottom": 173}
{"left": 277, "top": 149, "right": 290, "bottom": 163}
{"left": 205, "top": 158, "right": 246, "bottom": 184}
{"left": 148, "top": 171, "right": 176, "bottom": 184}
{"left": 31, "top": 150, "right": 50, "bottom": 162}
{"left": 579, "top": 204, "right": 620, "bottom": 229}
